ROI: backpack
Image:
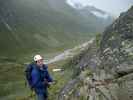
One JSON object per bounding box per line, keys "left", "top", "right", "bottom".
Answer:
{"left": 25, "top": 63, "right": 35, "bottom": 89}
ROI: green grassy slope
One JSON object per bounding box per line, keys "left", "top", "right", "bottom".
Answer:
{"left": 0, "top": 0, "right": 113, "bottom": 56}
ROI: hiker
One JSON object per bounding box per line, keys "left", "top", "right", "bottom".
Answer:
{"left": 26, "top": 54, "right": 53, "bottom": 100}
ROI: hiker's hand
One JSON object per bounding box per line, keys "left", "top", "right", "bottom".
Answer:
{"left": 48, "top": 82, "right": 53, "bottom": 85}
{"left": 43, "top": 80, "right": 50, "bottom": 88}
{"left": 44, "top": 79, "right": 49, "bottom": 86}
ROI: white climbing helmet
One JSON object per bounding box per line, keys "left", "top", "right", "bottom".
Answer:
{"left": 34, "top": 54, "right": 43, "bottom": 61}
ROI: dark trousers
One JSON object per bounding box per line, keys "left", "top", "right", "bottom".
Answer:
{"left": 36, "top": 93, "right": 48, "bottom": 100}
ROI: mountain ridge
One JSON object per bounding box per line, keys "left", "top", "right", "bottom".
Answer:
{"left": 58, "top": 5, "right": 133, "bottom": 100}
{"left": 0, "top": 0, "right": 113, "bottom": 56}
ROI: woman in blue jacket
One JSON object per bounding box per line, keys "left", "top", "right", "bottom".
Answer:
{"left": 31, "top": 55, "right": 53, "bottom": 100}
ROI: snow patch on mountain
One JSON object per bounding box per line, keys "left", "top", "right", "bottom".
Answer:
{"left": 66, "top": 0, "right": 111, "bottom": 19}
{"left": 91, "top": 11, "right": 109, "bottom": 19}
{"left": 66, "top": 0, "right": 84, "bottom": 9}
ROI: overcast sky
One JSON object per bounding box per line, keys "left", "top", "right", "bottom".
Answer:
{"left": 67, "top": 0, "right": 133, "bottom": 17}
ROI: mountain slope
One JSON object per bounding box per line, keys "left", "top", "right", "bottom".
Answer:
{"left": 0, "top": 0, "right": 113, "bottom": 56}
{"left": 58, "top": 5, "right": 133, "bottom": 100}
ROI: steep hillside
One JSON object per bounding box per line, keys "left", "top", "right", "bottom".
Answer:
{"left": 58, "top": 5, "right": 133, "bottom": 100}
{"left": 0, "top": 0, "right": 113, "bottom": 56}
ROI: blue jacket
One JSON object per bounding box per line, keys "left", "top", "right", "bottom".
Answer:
{"left": 31, "top": 64, "right": 53, "bottom": 94}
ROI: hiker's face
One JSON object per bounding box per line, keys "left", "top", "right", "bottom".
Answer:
{"left": 36, "top": 59, "right": 44, "bottom": 67}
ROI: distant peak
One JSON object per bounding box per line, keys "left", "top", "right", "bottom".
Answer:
{"left": 66, "top": 0, "right": 84, "bottom": 9}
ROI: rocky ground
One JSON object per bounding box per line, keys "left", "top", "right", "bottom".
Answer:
{"left": 58, "top": 6, "right": 133, "bottom": 100}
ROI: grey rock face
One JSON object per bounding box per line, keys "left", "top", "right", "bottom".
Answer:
{"left": 58, "top": 6, "right": 133, "bottom": 100}
{"left": 97, "top": 6, "right": 133, "bottom": 100}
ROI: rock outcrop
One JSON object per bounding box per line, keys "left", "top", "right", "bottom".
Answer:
{"left": 58, "top": 6, "right": 133, "bottom": 100}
